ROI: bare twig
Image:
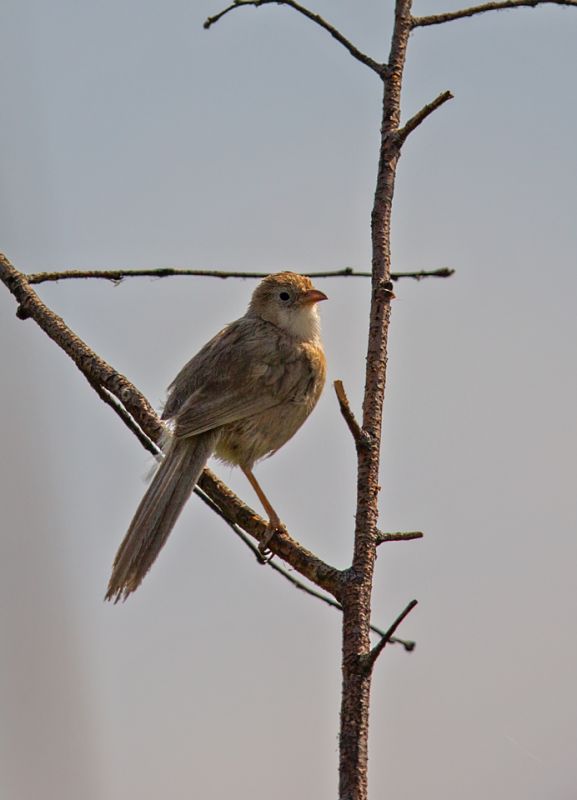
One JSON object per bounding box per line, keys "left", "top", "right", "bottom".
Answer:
{"left": 391, "top": 267, "right": 455, "bottom": 281}
{"left": 194, "top": 486, "right": 414, "bottom": 649}
{"left": 376, "top": 530, "right": 423, "bottom": 544}
{"left": 396, "top": 91, "right": 454, "bottom": 145}
{"left": 363, "top": 599, "right": 418, "bottom": 672}
{"left": 203, "top": 0, "right": 385, "bottom": 76}
{"left": 412, "top": 0, "right": 577, "bottom": 27}
{"left": 192, "top": 483, "right": 269, "bottom": 563}
{"left": 25, "top": 266, "right": 455, "bottom": 285}
{"left": 334, "top": 380, "right": 367, "bottom": 449}
{"left": 197, "top": 469, "right": 342, "bottom": 595}
{"left": 0, "top": 254, "right": 164, "bottom": 440}
{"left": 87, "top": 377, "right": 161, "bottom": 457}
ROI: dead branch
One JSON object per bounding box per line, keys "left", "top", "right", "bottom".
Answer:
{"left": 25, "top": 266, "right": 455, "bottom": 285}
{"left": 396, "top": 91, "right": 454, "bottom": 145}
{"left": 194, "top": 486, "right": 415, "bottom": 650}
{"left": 412, "top": 0, "right": 577, "bottom": 27}
{"left": 376, "top": 530, "right": 423, "bottom": 544}
{"left": 0, "top": 253, "right": 164, "bottom": 439}
{"left": 392, "top": 267, "right": 455, "bottom": 281}
{"left": 334, "top": 380, "right": 368, "bottom": 450}
{"left": 337, "top": 0, "right": 415, "bottom": 794}
{"left": 362, "top": 599, "right": 419, "bottom": 672}
{"left": 86, "top": 377, "right": 160, "bottom": 456}
{"left": 204, "top": 0, "right": 385, "bottom": 76}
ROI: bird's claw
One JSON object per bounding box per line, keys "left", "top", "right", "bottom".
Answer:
{"left": 258, "top": 520, "right": 286, "bottom": 561}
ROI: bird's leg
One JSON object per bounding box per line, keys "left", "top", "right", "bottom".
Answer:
{"left": 241, "top": 466, "right": 284, "bottom": 553}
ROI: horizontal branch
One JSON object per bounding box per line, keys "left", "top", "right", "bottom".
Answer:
{"left": 412, "top": 0, "right": 577, "bottom": 27}
{"left": 0, "top": 252, "right": 342, "bottom": 597}
{"left": 25, "top": 266, "right": 455, "bottom": 285}
{"left": 204, "top": 0, "right": 385, "bottom": 76}
{"left": 376, "top": 530, "right": 423, "bottom": 544}
{"left": 391, "top": 267, "right": 454, "bottom": 281}
{"left": 362, "top": 599, "right": 418, "bottom": 672}
{"left": 396, "top": 91, "right": 454, "bottom": 146}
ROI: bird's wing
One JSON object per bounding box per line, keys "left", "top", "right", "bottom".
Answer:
{"left": 166, "top": 318, "right": 306, "bottom": 440}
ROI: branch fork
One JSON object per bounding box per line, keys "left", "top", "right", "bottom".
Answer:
{"left": 361, "top": 600, "right": 419, "bottom": 673}
{"left": 204, "top": 0, "right": 386, "bottom": 76}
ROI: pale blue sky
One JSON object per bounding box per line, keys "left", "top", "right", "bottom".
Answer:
{"left": 1, "top": 2, "right": 577, "bottom": 799}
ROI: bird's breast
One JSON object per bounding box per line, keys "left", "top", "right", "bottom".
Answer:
{"left": 215, "top": 340, "right": 325, "bottom": 469}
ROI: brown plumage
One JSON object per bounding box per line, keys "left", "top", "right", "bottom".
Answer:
{"left": 106, "top": 272, "right": 327, "bottom": 602}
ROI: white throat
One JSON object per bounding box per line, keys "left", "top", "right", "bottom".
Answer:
{"left": 278, "top": 304, "right": 321, "bottom": 342}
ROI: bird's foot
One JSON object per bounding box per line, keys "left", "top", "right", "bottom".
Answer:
{"left": 258, "top": 518, "right": 285, "bottom": 560}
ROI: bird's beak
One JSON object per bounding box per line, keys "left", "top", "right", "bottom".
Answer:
{"left": 302, "top": 289, "right": 328, "bottom": 305}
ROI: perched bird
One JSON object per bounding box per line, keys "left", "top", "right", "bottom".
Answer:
{"left": 106, "top": 272, "right": 327, "bottom": 602}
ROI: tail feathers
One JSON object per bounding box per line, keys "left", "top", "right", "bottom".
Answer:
{"left": 106, "top": 432, "right": 218, "bottom": 602}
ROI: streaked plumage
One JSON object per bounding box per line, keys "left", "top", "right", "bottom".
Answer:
{"left": 106, "top": 272, "right": 327, "bottom": 602}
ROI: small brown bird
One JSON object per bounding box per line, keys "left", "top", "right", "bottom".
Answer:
{"left": 106, "top": 272, "right": 327, "bottom": 602}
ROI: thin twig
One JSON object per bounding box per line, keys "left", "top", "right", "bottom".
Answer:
{"left": 25, "top": 266, "right": 455, "bottom": 285}
{"left": 334, "top": 380, "right": 367, "bottom": 449}
{"left": 391, "top": 267, "right": 455, "bottom": 281}
{"left": 376, "top": 530, "right": 423, "bottom": 544}
{"left": 0, "top": 254, "right": 164, "bottom": 439}
{"left": 204, "top": 0, "right": 385, "bottom": 76}
{"left": 197, "top": 468, "right": 342, "bottom": 593}
{"left": 193, "top": 484, "right": 269, "bottom": 562}
{"left": 396, "top": 91, "right": 454, "bottom": 145}
{"left": 87, "top": 377, "right": 161, "bottom": 457}
{"left": 27, "top": 267, "right": 289, "bottom": 284}
{"left": 412, "top": 0, "right": 577, "bottom": 27}
{"left": 194, "top": 486, "right": 414, "bottom": 650}
{"left": 363, "top": 599, "right": 418, "bottom": 672}
{"left": 271, "top": 566, "right": 415, "bottom": 651}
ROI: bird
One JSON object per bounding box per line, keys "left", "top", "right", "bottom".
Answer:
{"left": 105, "top": 272, "right": 327, "bottom": 602}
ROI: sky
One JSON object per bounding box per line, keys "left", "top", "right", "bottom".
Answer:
{"left": 1, "top": 1, "right": 577, "bottom": 799}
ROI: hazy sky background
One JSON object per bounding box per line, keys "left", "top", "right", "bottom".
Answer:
{"left": 1, "top": 2, "right": 577, "bottom": 798}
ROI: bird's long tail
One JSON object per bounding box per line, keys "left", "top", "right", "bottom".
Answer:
{"left": 105, "top": 432, "right": 218, "bottom": 602}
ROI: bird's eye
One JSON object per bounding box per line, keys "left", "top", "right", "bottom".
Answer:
{"left": 279, "top": 291, "right": 290, "bottom": 301}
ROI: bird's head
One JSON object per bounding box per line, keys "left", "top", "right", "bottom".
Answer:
{"left": 248, "top": 272, "right": 327, "bottom": 341}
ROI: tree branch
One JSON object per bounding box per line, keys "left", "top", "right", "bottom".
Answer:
{"left": 362, "top": 599, "right": 418, "bottom": 673}
{"left": 0, "top": 253, "right": 164, "bottom": 439}
{"left": 203, "top": 0, "right": 386, "bottom": 76}
{"left": 333, "top": 380, "right": 368, "bottom": 450}
{"left": 25, "top": 266, "right": 455, "bottom": 285}
{"left": 195, "top": 486, "right": 415, "bottom": 650}
{"left": 0, "top": 252, "right": 342, "bottom": 597}
{"left": 391, "top": 267, "right": 454, "bottom": 281}
{"left": 86, "top": 377, "right": 161, "bottom": 457}
{"left": 376, "top": 530, "right": 423, "bottom": 544}
{"left": 338, "top": 0, "right": 415, "bottom": 794}
{"left": 412, "top": 0, "right": 577, "bottom": 28}
{"left": 396, "top": 91, "right": 454, "bottom": 146}
{"left": 197, "top": 469, "right": 342, "bottom": 595}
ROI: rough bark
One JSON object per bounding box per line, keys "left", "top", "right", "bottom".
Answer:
{"left": 338, "top": 2, "right": 413, "bottom": 798}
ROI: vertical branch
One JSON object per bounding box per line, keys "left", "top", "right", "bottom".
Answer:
{"left": 338, "top": 1, "right": 414, "bottom": 798}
